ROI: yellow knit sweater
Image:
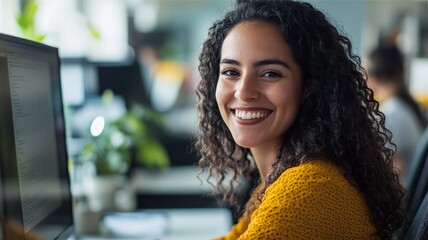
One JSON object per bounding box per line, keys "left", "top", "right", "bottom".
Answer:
{"left": 216, "top": 160, "right": 379, "bottom": 240}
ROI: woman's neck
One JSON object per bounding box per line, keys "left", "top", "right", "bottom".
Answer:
{"left": 251, "top": 144, "right": 280, "bottom": 183}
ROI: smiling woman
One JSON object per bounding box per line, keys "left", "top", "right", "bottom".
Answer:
{"left": 196, "top": 0, "right": 405, "bottom": 239}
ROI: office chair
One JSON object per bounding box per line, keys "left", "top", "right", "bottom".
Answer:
{"left": 400, "top": 127, "right": 428, "bottom": 238}
{"left": 404, "top": 191, "right": 428, "bottom": 240}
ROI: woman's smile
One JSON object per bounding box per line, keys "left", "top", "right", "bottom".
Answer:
{"left": 233, "top": 108, "right": 272, "bottom": 120}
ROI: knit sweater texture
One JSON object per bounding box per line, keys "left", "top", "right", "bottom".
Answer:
{"left": 216, "top": 160, "right": 379, "bottom": 239}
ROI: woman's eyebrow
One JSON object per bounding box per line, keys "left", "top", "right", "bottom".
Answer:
{"left": 219, "top": 58, "right": 290, "bottom": 69}
{"left": 253, "top": 59, "right": 290, "bottom": 69}
{"left": 220, "top": 58, "right": 240, "bottom": 66}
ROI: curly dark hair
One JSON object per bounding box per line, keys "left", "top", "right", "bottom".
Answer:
{"left": 195, "top": 0, "right": 405, "bottom": 239}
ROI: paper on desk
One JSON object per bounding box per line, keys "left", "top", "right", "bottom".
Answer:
{"left": 100, "top": 211, "right": 169, "bottom": 238}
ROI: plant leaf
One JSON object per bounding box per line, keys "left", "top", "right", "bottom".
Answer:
{"left": 137, "top": 140, "right": 170, "bottom": 169}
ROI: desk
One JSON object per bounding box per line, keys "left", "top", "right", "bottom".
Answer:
{"left": 131, "top": 166, "right": 220, "bottom": 209}
{"left": 74, "top": 208, "right": 232, "bottom": 240}
{"left": 73, "top": 167, "right": 238, "bottom": 239}
{"left": 131, "top": 166, "right": 216, "bottom": 195}
{"left": 131, "top": 166, "right": 247, "bottom": 210}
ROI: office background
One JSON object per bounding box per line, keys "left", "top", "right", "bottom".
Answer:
{"left": 1, "top": 0, "right": 428, "bottom": 238}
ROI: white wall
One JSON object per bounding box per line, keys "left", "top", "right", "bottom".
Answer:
{"left": 0, "top": 0, "right": 20, "bottom": 36}
{"left": 309, "top": 0, "right": 366, "bottom": 56}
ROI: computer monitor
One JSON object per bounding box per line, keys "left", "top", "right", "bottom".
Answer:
{"left": 0, "top": 33, "right": 74, "bottom": 239}
{"left": 96, "top": 60, "right": 151, "bottom": 109}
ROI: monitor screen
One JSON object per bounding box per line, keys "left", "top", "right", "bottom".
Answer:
{"left": 0, "top": 33, "right": 74, "bottom": 240}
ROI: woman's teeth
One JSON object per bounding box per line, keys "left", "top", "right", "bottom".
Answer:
{"left": 235, "top": 110, "right": 270, "bottom": 120}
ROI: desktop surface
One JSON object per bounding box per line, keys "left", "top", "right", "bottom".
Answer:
{"left": 74, "top": 208, "right": 232, "bottom": 240}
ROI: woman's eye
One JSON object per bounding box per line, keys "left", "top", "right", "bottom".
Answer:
{"left": 221, "top": 69, "right": 239, "bottom": 76}
{"left": 261, "top": 71, "right": 281, "bottom": 78}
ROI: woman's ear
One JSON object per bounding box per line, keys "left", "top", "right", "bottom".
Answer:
{"left": 303, "top": 88, "right": 310, "bottom": 100}
{"left": 302, "top": 79, "right": 312, "bottom": 102}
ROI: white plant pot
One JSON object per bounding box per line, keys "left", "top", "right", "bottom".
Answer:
{"left": 84, "top": 175, "right": 124, "bottom": 211}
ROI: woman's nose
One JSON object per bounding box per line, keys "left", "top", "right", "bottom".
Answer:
{"left": 234, "top": 75, "right": 260, "bottom": 102}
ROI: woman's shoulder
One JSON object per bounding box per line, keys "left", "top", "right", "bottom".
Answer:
{"left": 276, "top": 159, "right": 343, "bottom": 182}
{"left": 266, "top": 159, "right": 357, "bottom": 199}
{"left": 255, "top": 159, "right": 378, "bottom": 238}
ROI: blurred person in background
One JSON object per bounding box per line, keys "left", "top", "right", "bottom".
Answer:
{"left": 366, "top": 46, "right": 426, "bottom": 183}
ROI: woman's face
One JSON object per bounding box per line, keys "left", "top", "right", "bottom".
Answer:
{"left": 215, "top": 21, "right": 302, "bottom": 151}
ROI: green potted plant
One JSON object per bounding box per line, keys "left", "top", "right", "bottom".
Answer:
{"left": 81, "top": 90, "right": 169, "bottom": 174}
{"left": 80, "top": 90, "right": 170, "bottom": 210}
